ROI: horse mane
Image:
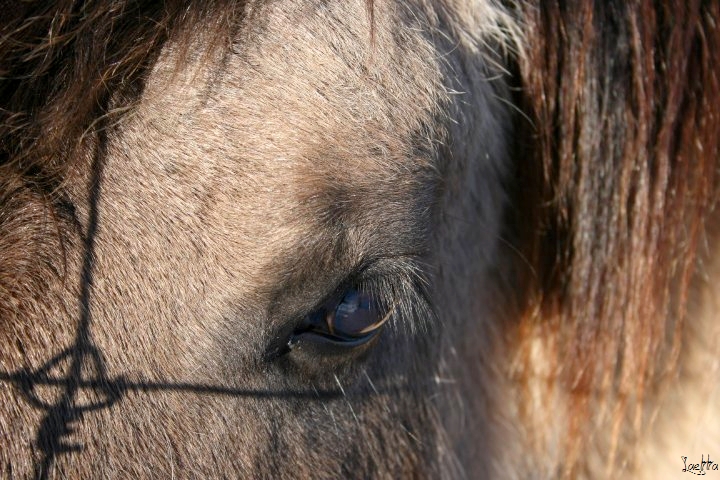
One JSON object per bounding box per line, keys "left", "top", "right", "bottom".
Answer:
{"left": 0, "top": 1, "right": 249, "bottom": 191}
{"left": 512, "top": 0, "right": 720, "bottom": 470}
{"left": 0, "top": 2, "right": 251, "bottom": 327}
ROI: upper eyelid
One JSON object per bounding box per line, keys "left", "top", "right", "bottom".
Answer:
{"left": 300, "top": 256, "right": 423, "bottom": 320}
{"left": 264, "top": 253, "right": 429, "bottom": 333}
{"left": 358, "top": 260, "right": 431, "bottom": 314}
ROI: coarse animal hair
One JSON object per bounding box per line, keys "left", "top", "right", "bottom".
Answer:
{"left": 1, "top": 0, "right": 719, "bottom": 478}
{"left": 510, "top": 0, "right": 720, "bottom": 475}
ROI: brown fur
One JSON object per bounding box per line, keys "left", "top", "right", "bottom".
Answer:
{"left": 1, "top": 0, "right": 719, "bottom": 478}
{"left": 512, "top": 1, "right": 720, "bottom": 475}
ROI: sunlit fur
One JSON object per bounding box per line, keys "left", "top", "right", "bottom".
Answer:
{"left": 1, "top": 1, "right": 719, "bottom": 478}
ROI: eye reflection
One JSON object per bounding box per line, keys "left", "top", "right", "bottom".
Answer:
{"left": 328, "top": 290, "right": 380, "bottom": 336}
{"left": 296, "top": 288, "right": 391, "bottom": 347}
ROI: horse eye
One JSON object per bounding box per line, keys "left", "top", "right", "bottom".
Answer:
{"left": 293, "top": 289, "right": 391, "bottom": 348}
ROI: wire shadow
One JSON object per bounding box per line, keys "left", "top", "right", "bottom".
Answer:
{"left": 0, "top": 125, "right": 388, "bottom": 479}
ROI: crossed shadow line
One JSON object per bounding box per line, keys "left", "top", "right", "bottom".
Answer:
{"left": 0, "top": 348, "right": 353, "bottom": 480}
{"left": 17, "top": 123, "right": 111, "bottom": 480}
{"left": 0, "top": 367, "right": 349, "bottom": 401}
{"left": 0, "top": 126, "right": 333, "bottom": 479}
{"left": 0, "top": 353, "right": 352, "bottom": 479}
{"left": 0, "top": 126, "right": 398, "bottom": 479}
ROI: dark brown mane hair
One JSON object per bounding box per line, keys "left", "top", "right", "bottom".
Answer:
{"left": 0, "top": 1, "right": 247, "bottom": 189}
{"left": 0, "top": 0, "right": 377, "bottom": 189}
{"left": 0, "top": 2, "right": 254, "bottom": 324}
{"left": 513, "top": 0, "right": 720, "bottom": 472}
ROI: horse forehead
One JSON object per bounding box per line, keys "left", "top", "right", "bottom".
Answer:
{"left": 117, "top": 12, "right": 441, "bottom": 251}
